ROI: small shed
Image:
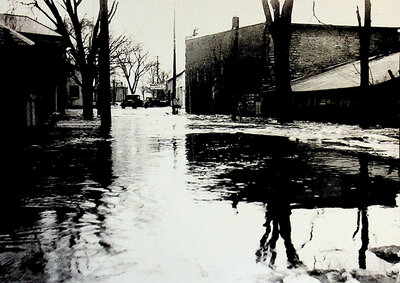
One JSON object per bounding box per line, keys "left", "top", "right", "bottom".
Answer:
{"left": 166, "top": 70, "right": 185, "bottom": 109}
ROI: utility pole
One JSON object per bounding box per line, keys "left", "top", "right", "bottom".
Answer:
{"left": 231, "top": 16, "right": 239, "bottom": 121}
{"left": 172, "top": 4, "right": 177, "bottom": 115}
{"left": 98, "top": 0, "right": 111, "bottom": 131}
{"left": 156, "top": 56, "right": 160, "bottom": 84}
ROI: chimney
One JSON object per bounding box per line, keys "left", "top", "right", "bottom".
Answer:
{"left": 232, "top": 16, "right": 239, "bottom": 30}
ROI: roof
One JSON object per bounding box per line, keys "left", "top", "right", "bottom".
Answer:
{"left": 292, "top": 52, "right": 400, "bottom": 92}
{"left": 0, "top": 14, "right": 60, "bottom": 37}
{"left": 0, "top": 23, "right": 35, "bottom": 46}
{"left": 149, "top": 84, "right": 166, "bottom": 90}
{"left": 186, "top": 21, "right": 400, "bottom": 42}
{"left": 167, "top": 70, "right": 185, "bottom": 82}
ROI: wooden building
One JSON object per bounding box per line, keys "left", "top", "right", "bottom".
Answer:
{"left": 0, "top": 14, "right": 67, "bottom": 130}
{"left": 166, "top": 70, "right": 186, "bottom": 110}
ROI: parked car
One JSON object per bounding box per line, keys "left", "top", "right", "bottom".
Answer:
{"left": 143, "top": 97, "right": 156, "bottom": 108}
{"left": 144, "top": 97, "right": 171, "bottom": 108}
{"left": 121, "top": 95, "right": 143, "bottom": 109}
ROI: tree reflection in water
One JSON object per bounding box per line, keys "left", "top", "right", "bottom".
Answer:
{"left": 186, "top": 133, "right": 399, "bottom": 272}
{"left": 354, "top": 153, "right": 370, "bottom": 269}
{"left": 256, "top": 199, "right": 303, "bottom": 269}
{"left": 0, "top": 129, "right": 115, "bottom": 282}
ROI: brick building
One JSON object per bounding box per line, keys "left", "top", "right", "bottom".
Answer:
{"left": 185, "top": 19, "right": 399, "bottom": 116}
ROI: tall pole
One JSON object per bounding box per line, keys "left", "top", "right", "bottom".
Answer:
{"left": 156, "top": 56, "right": 160, "bottom": 84}
{"left": 172, "top": 4, "right": 177, "bottom": 114}
{"left": 99, "top": 0, "right": 111, "bottom": 131}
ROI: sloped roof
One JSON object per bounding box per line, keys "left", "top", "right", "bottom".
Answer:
{"left": 292, "top": 52, "right": 400, "bottom": 92}
{"left": 0, "top": 23, "right": 35, "bottom": 46}
{"left": 167, "top": 70, "right": 185, "bottom": 82}
{"left": 186, "top": 22, "right": 399, "bottom": 42}
{"left": 0, "top": 14, "right": 60, "bottom": 37}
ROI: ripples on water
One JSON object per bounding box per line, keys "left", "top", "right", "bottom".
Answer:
{"left": 1, "top": 108, "right": 399, "bottom": 282}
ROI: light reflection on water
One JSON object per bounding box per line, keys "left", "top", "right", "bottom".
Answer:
{"left": 1, "top": 108, "right": 399, "bottom": 282}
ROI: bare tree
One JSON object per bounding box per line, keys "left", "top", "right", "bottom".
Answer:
{"left": 356, "top": 1, "right": 371, "bottom": 90}
{"left": 109, "top": 34, "right": 127, "bottom": 74}
{"left": 26, "top": 0, "right": 118, "bottom": 120}
{"left": 114, "top": 38, "right": 155, "bottom": 95}
{"left": 143, "top": 66, "right": 169, "bottom": 99}
{"left": 356, "top": 0, "right": 372, "bottom": 127}
{"left": 146, "top": 59, "right": 169, "bottom": 86}
{"left": 262, "top": 0, "right": 294, "bottom": 121}
{"left": 98, "top": 0, "right": 111, "bottom": 130}
{"left": 356, "top": 0, "right": 371, "bottom": 127}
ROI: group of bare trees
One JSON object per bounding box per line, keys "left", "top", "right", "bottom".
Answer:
{"left": 26, "top": 0, "right": 117, "bottom": 120}
{"left": 16, "top": 0, "right": 155, "bottom": 121}
{"left": 111, "top": 35, "right": 156, "bottom": 96}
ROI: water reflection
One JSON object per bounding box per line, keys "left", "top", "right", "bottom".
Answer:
{"left": 186, "top": 133, "right": 400, "bottom": 272}
{"left": 354, "top": 153, "right": 370, "bottom": 269}
{"left": 2, "top": 112, "right": 399, "bottom": 281}
{"left": 256, "top": 200, "right": 302, "bottom": 269}
{"left": 1, "top": 128, "right": 114, "bottom": 282}
{"left": 185, "top": 133, "right": 399, "bottom": 208}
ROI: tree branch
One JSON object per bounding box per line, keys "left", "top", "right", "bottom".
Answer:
{"left": 281, "top": 0, "right": 294, "bottom": 23}
{"left": 30, "top": 0, "right": 58, "bottom": 27}
{"left": 356, "top": 6, "right": 362, "bottom": 27}
{"left": 270, "top": 0, "right": 280, "bottom": 21}
{"left": 312, "top": 1, "right": 327, "bottom": 25}
{"left": 261, "top": 0, "right": 273, "bottom": 25}
{"left": 108, "top": 1, "right": 118, "bottom": 23}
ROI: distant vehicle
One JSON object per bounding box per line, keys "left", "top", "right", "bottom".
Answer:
{"left": 121, "top": 95, "right": 143, "bottom": 109}
{"left": 143, "top": 97, "right": 170, "bottom": 108}
{"left": 143, "top": 97, "right": 155, "bottom": 108}
{"left": 158, "top": 99, "right": 170, "bottom": 107}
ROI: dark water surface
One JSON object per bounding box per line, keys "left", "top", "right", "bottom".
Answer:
{"left": 1, "top": 108, "right": 399, "bottom": 282}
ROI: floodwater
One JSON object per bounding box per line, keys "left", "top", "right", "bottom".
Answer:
{"left": 1, "top": 107, "right": 399, "bottom": 282}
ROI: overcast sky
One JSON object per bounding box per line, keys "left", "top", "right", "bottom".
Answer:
{"left": 1, "top": 0, "right": 399, "bottom": 74}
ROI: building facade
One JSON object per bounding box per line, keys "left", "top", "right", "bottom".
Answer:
{"left": 0, "top": 14, "right": 67, "bottom": 129}
{"left": 113, "top": 80, "right": 128, "bottom": 103}
{"left": 185, "top": 19, "right": 399, "bottom": 117}
{"left": 166, "top": 70, "right": 186, "bottom": 109}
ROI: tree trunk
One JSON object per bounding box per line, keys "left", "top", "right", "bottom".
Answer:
{"left": 230, "top": 17, "right": 240, "bottom": 120}
{"left": 262, "top": 0, "right": 294, "bottom": 122}
{"left": 172, "top": 6, "right": 177, "bottom": 115}
{"left": 98, "top": 0, "right": 112, "bottom": 130}
{"left": 271, "top": 21, "right": 292, "bottom": 121}
{"left": 357, "top": 0, "right": 372, "bottom": 127}
{"left": 359, "top": 0, "right": 371, "bottom": 90}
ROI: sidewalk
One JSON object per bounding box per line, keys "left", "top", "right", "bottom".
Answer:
{"left": 55, "top": 109, "right": 101, "bottom": 129}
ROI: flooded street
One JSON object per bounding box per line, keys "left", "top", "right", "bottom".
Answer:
{"left": 1, "top": 107, "right": 399, "bottom": 282}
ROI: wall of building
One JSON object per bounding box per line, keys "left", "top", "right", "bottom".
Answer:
{"left": 67, "top": 76, "right": 83, "bottom": 108}
{"left": 185, "top": 22, "right": 399, "bottom": 115}
{"left": 289, "top": 25, "right": 398, "bottom": 81}
{"left": 166, "top": 72, "right": 186, "bottom": 109}
{"left": 1, "top": 28, "right": 66, "bottom": 129}
{"left": 114, "top": 85, "right": 127, "bottom": 102}
{"left": 176, "top": 73, "right": 185, "bottom": 109}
